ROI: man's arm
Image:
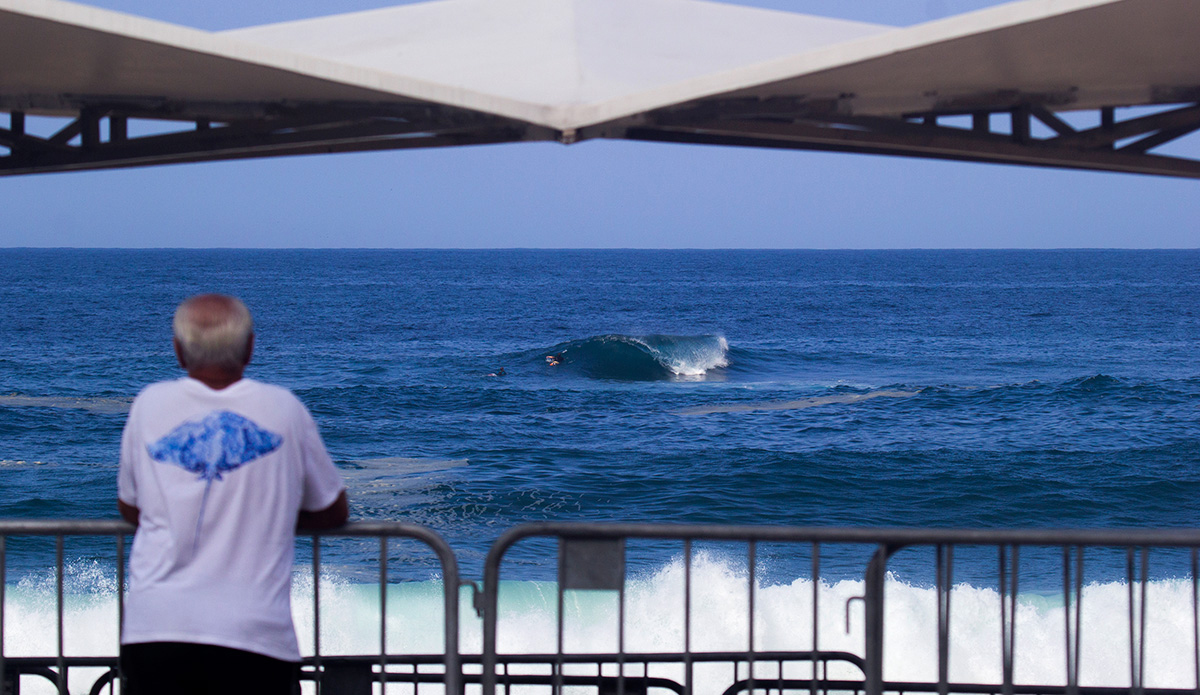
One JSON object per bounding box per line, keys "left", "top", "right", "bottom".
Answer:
{"left": 297, "top": 490, "right": 349, "bottom": 531}
{"left": 118, "top": 499, "right": 140, "bottom": 526}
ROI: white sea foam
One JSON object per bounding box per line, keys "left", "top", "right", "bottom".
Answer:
{"left": 6, "top": 555, "right": 1198, "bottom": 694}
{"left": 677, "top": 389, "right": 918, "bottom": 415}
{"left": 347, "top": 457, "right": 468, "bottom": 471}
{"left": 338, "top": 457, "right": 468, "bottom": 499}
{"left": 0, "top": 395, "right": 131, "bottom": 415}
{"left": 661, "top": 336, "right": 730, "bottom": 377}
{"left": 636, "top": 335, "right": 729, "bottom": 377}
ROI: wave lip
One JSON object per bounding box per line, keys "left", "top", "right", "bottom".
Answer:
{"left": 544, "top": 334, "right": 729, "bottom": 381}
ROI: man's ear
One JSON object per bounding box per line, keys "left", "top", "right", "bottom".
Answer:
{"left": 173, "top": 338, "right": 187, "bottom": 369}
{"left": 243, "top": 333, "right": 255, "bottom": 367}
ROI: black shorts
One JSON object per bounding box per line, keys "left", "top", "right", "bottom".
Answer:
{"left": 121, "top": 642, "right": 300, "bottom": 695}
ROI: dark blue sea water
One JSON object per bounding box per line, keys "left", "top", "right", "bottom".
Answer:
{"left": 1, "top": 249, "right": 1199, "bottom": 584}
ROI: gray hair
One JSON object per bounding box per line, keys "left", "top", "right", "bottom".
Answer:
{"left": 173, "top": 294, "right": 254, "bottom": 369}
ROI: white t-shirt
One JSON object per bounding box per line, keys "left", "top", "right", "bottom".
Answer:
{"left": 118, "top": 377, "right": 345, "bottom": 661}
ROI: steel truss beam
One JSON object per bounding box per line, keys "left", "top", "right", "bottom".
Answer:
{"left": 600, "top": 99, "right": 1200, "bottom": 179}
{"left": 0, "top": 102, "right": 550, "bottom": 176}
{"left": 4, "top": 96, "right": 1200, "bottom": 178}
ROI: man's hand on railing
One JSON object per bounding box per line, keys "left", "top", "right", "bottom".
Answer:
{"left": 297, "top": 491, "right": 349, "bottom": 531}
{"left": 118, "top": 500, "right": 139, "bottom": 527}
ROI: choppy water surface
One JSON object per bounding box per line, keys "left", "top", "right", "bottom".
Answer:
{"left": 0, "top": 249, "right": 1198, "bottom": 580}
{"left": 3, "top": 249, "right": 1200, "bottom": 692}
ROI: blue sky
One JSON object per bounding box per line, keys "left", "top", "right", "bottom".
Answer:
{"left": 4, "top": 0, "right": 1198, "bottom": 249}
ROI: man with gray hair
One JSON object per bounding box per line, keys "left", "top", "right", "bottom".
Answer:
{"left": 118, "top": 293, "right": 348, "bottom": 694}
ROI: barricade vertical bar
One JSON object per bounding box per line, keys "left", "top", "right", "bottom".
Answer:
{"left": 863, "top": 545, "right": 892, "bottom": 695}
{"left": 684, "top": 538, "right": 693, "bottom": 695}
{"left": 1127, "top": 548, "right": 1136, "bottom": 695}
{"left": 811, "top": 542, "right": 820, "bottom": 695}
{"left": 1074, "top": 547, "right": 1083, "bottom": 693}
{"left": 117, "top": 532, "right": 127, "bottom": 692}
{"left": 313, "top": 536, "right": 322, "bottom": 695}
{"left": 747, "top": 541, "right": 756, "bottom": 692}
{"left": 1063, "top": 547, "right": 1076, "bottom": 695}
{"left": 56, "top": 535, "right": 66, "bottom": 695}
{"left": 1012, "top": 547, "right": 1020, "bottom": 691}
{"left": 1192, "top": 548, "right": 1198, "bottom": 695}
{"left": 1000, "top": 545, "right": 1009, "bottom": 694}
{"left": 482, "top": 537, "right": 499, "bottom": 695}
{"left": 936, "top": 544, "right": 953, "bottom": 695}
{"left": 999, "top": 545, "right": 1017, "bottom": 695}
{"left": 1138, "top": 548, "right": 1148, "bottom": 695}
{"left": 380, "top": 537, "right": 388, "bottom": 694}
{"left": 1, "top": 535, "right": 6, "bottom": 695}
{"left": 555, "top": 539, "right": 564, "bottom": 695}
{"left": 425, "top": 530, "right": 461, "bottom": 695}
{"left": 618, "top": 554, "right": 626, "bottom": 695}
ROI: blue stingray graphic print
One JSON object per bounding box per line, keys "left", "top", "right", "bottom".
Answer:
{"left": 148, "top": 410, "right": 283, "bottom": 550}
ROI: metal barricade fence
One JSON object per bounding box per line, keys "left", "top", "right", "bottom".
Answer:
{"left": 6, "top": 521, "right": 1200, "bottom": 695}
{"left": 307, "top": 522, "right": 462, "bottom": 695}
{"left": 0, "top": 520, "right": 130, "bottom": 695}
{"left": 0, "top": 520, "right": 461, "bottom": 695}
{"left": 479, "top": 523, "right": 1200, "bottom": 695}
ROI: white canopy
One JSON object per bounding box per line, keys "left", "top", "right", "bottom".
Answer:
{"left": 2, "top": 0, "right": 1199, "bottom": 177}
{"left": 220, "top": 0, "right": 892, "bottom": 131}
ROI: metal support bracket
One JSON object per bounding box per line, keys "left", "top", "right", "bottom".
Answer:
{"left": 560, "top": 537, "right": 625, "bottom": 591}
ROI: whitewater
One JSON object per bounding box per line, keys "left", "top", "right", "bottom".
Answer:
{"left": 7, "top": 555, "right": 1199, "bottom": 694}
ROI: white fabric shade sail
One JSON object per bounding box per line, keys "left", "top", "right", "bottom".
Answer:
{"left": 2, "top": 0, "right": 1199, "bottom": 177}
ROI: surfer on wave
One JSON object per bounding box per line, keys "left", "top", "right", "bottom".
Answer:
{"left": 545, "top": 353, "right": 565, "bottom": 367}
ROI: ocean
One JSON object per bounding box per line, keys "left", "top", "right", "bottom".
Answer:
{"left": 1, "top": 248, "right": 1199, "bottom": 691}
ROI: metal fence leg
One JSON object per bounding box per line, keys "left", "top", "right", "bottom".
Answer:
{"left": 864, "top": 544, "right": 898, "bottom": 695}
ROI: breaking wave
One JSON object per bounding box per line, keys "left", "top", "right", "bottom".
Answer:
{"left": 540, "top": 334, "right": 729, "bottom": 380}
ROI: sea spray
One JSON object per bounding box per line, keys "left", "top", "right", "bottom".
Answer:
{"left": 485, "top": 560, "right": 1199, "bottom": 691}
{"left": 5, "top": 562, "right": 122, "bottom": 695}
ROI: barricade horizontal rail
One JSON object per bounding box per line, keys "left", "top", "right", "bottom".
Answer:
{"left": 5, "top": 520, "right": 1200, "bottom": 695}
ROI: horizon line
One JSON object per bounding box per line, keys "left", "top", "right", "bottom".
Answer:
{"left": 0, "top": 246, "right": 1198, "bottom": 252}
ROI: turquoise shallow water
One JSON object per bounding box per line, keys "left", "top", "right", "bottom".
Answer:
{"left": 0, "top": 249, "right": 1198, "bottom": 582}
